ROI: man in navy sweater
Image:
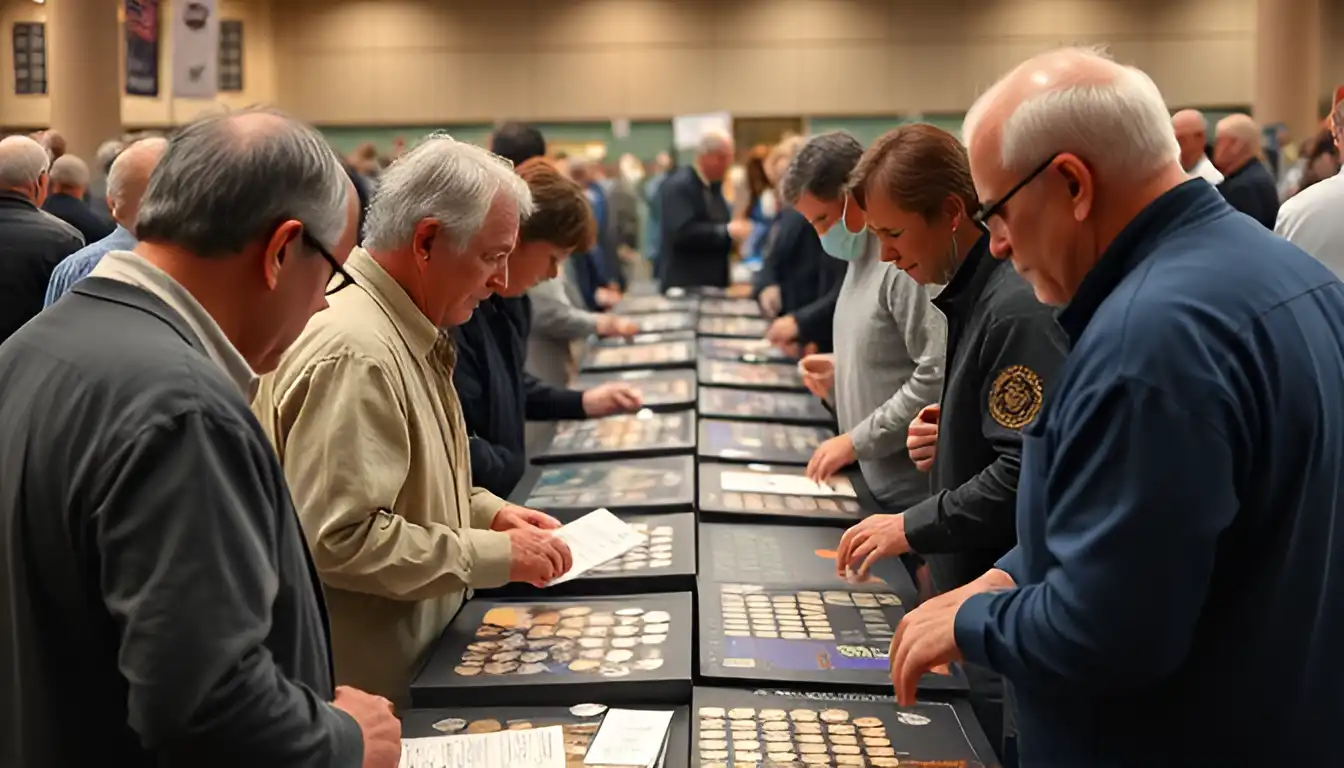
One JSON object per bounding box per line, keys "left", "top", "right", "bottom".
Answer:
{"left": 891, "top": 46, "right": 1344, "bottom": 765}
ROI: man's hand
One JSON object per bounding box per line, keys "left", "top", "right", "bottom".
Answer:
{"left": 595, "top": 314, "right": 639, "bottom": 338}
{"left": 727, "top": 220, "right": 753, "bottom": 242}
{"left": 759, "top": 285, "right": 783, "bottom": 318}
{"left": 766, "top": 315, "right": 800, "bottom": 348}
{"left": 595, "top": 286, "right": 622, "bottom": 309}
{"left": 908, "top": 403, "right": 940, "bottom": 472}
{"left": 799, "top": 353, "right": 835, "bottom": 401}
{"left": 507, "top": 528, "right": 574, "bottom": 587}
{"left": 725, "top": 283, "right": 755, "bottom": 299}
{"left": 582, "top": 382, "right": 643, "bottom": 417}
{"left": 889, "top": 569, "right": 1016, "bottom": 705}
{"left": 805, "top": 433, "right": 857, "bottom": 485}
{"left": 491, "top": 504, "right": 563, "bottom": 532}
{"left": 332, "top": 686, "right": 402, "bottom": 768}
{"left": 836, "top": 513, "right": 909, "bottom": 580}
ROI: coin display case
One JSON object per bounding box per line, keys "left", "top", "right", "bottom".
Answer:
{"left": 615, "top": 295, "right": 699, "bottom": 315}
{"left": 698, "top": 337, "right": 795, "bottom": 364}
{"left": 511, "top": 455, "right": 696, "bottom": 516}
{"left": 691, "top": 687, "right": 997, "bottom": 767}
{"left": 696, "top": 315, "right": 771, "bottom": 339}
{"left": 697, "top": 359, "right": 805, "bottom": 392}
{"left": 410, "top": 592, "right": 694, "bottom": 708}
{"left": 574, "top": 368, "right": 698, "bottom": 411}
{"left": 697, "top": 386, "right": 833, "bottom": 427}
{"left": 633, "top": 311, "right": 699, "bottom": 334}
{"left": 698, "top": 419, "right": 834, "bottom": 465}
{"left": 697, "top": 462, "right": 878, "bottom": 526}
{"left": 698, "top": 297, "right": 766, "bottom": 317}
{"left": 581, "top": 340, "right": 697, "bottom": 373}
{"left": 401, "top": 704, "right": 692, "bottom": 768}
{"left": 533, "top": 410, "right": 696, "bottom": 464}
{"left": 592, "top": 329, "right": 696, "bottom": 348}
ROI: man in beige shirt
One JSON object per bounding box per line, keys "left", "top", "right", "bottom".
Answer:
{"left": 253, "top": 134, "right": 574, "bottom": 705}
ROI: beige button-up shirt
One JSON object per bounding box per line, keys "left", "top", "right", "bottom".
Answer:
{"left": 253, "top": 247, "right": 512, "bottom": 705}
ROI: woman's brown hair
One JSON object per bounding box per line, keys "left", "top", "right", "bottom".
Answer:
{"left": 516, "top": 157, "right": 596, "bottom": 252}
{"left": 849, "top": 123, "right": 978, "bottom": 221}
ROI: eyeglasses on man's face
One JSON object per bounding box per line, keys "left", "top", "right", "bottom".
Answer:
{"left": 972, "top": 152, "right": 1062, "bottom": 232}
{"left": 301, "top": 230, "right": 354, "bottom": 296}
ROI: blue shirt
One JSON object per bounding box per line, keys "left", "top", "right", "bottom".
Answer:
{"left": 955, "top": 180, "right": 1344, "bottom": 765}
{"left": 44, "top": 225, "right": 137, "bottom": 307}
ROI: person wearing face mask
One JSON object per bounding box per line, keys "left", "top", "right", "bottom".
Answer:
{"left": 831, "top": 124, "right": 1068, "bottom": 762}
{"left": 452, "top": 158, "right": 643, "bottom": 497}
{"left": 779, "top": 131, "right": 946, "bottom": 515}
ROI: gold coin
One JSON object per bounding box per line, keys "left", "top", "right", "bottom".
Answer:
{"left": 863, "top": 737, "right": 891, "bottom": 748}
{"left": 727, "top": 708, "right": 755, "bottom": 720}
{"left": 833, "top": 744, "right": 861, "bottom": 755}
{"left": 729, "top": 719, "right": 756, "bottom": 730}
{"left": 554, "top": 628, "right": 583, "bottom": 639}
{"left": 867, "top": 746, "right": 896, "bottom": 757}
{"left": 828, "top": 724, "right": 856, "bottom": 735}
{"left": 764, "top": 741, "right": 791, "bottom": 752}
{"left": 790, "top": 709, "right": 819, "bottom": 722}
{"left": 700, "top": 739, "right": 729, "bottom": 750}
{"left": 871, "top": 759, "right": 901, "bottom": 767}
{"left": 852, "top": 717, "right": 883, "bottom": 728}
{"left": 735, "top": 753, "right": 763, "bottom": 763}
{"left": 466, "top": 719, "right": 502, "bottom": 733}
{"left": 761, "top": 731, "right": 791, "bottom": 742}
{"left": 771, "top": 752, "right": 799, "bottom": 762}
{"left": 559, "top": 617, "right": 587, "bottom": 629}
{"left": 831, "top": 734, "right": 857, "bottom": 745}
{"left": 836, "top": 755, "right": 865, "bottom": 766}
{"left": 559, "top": 606, "right": 593, "bottom": 618}
{"left": 794, "top": 722, "right": 823, "bottom": 734}
{"left": 699, "top": 751, "right": 729, "bottom": 761}
{"left": 507, "top": 721, "right": 533, "bottom": 730}
{"left": 762, "top": 721, "right": 789, "bottom": 731}
{"left": 795, "top": 734, "right": 825, "bottom": 743}
{"left": 532, "top": 611, "right": 562, "bottom": 625}
{"left": 588, "top": 614, "right": 616, "bottom": 627}
{"left": 702, "top": 719, "right": 726, "bottom": 729}
{"left": 759, "top": 709, "right": 787, "bottom": 721}
{"left": 483, "top": 662, "right": 518, "bottom": 675}
{"left": 453, "top": 664, "right": 482, "bottom": 676}
{"left": 820, "top": 709, "right": 850, "bottom": 723}
{"left": 568, "top": 659, "right": 601, "bottom": 672}
{"left": 490, "top": 651, "right": 520, "bottom": 662}
{"left": 798, "top": 742, "right": 828, "bottom": 754}
{"left": 735, "top": 739, "right": 761, "bottom": 751}
{"left": 801, "top": 756, "right": 830, "bottom": 765}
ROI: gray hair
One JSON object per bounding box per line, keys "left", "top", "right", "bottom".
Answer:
{"left": 135, "top": 107, "right": 350, "bottom": 258}
{"left": 698, "top": 131, "right": 733, "bottom": 156}
{"left": 107, "top": 137, "right": 168, "bottom": 210}
{"left": 49, "top": 155, "right": 90, "bottom": 188}
{"left": 781, "top": 131, "right": 865, "bottom": 205}
{"left": 0, "top": 134, "right": 51, "bottom": 188}
{"left": 363, "top": 133, "right": 535, "bottom": 253}
{"left": 95, "top": 139, "right": 126, "bottom": 175}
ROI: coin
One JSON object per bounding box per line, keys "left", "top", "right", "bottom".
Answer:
{"left": 580, "top": 649, "right": 604, "bottom": 660}
{"left": 649, "top": 559, "right": 673, "bottom": 568}
{"left": 871, "top": 759, "right": 901, "bottom": 767}
{"left": 616, "top": 608, "right": 645, "bottom": 617}
{"left": 798, "top": 742, "right": 828, "bottom": 754}
{"left": 568, "top": 659, "right": 601, "bottom": 672}
{"left": 454, "top": 665, "right": 482, "bottom": 676}
{"left": 699, "top": 751, "right": 729, "bottom": 761}
{"left": 466, "top": 719, "right": 502, "bottom": 733}
{"left": 491, "top": 650, "right": 520, "bottom": 662}
{"left": 829, "top": 724, "right": 856, "bottom": 735}
{"left": 641, "top": 634, "right": 666, "bottom": 645}
{"left": 820, "top": 709, "right": 850, "bottom": 723}
{"left": 735, "top": 752, "right": 763, "bottom": 762}
{"left": 896, "top": 712, "right": 932, "bottom": 726}
{"left": 790, "top": 709, "right": 819, "bottom": 722}
{"left": 642, "top": 611, "right": 671, "bottom": 624}
{"left": 831, "top": 734, "right": 858, "bottom": 745}
{"left": 727, "top": 708, "right": 755, "bottom": 719}
{"left": 506, "top": 720, "right": 533, "bottom": 730}
{"left": 836, "top": 755, "right": 865, "bottom": 765}
{"left": 795, "top": 734, "right": 825, "bottom": 744}
{"left": 570, "top": 703, "right": 608, "bottom": 717}
{"left": 610, "top": 637, "right": 639, "bottom": 649}
{"left": 533, "top": 611, "right": 562, "bottom": 625}
{"left": 432, "top": 717, "right": 467, "bottom": 733}
{"left": 483, "top": 662, "right": 518, "bottom": 675}
{"left": 634, "top": 658, "right": 665, "bottom": 671}
{"left": 700, "top": 740, "right": 728, "bottom": 751}
{"left": 588, "top": 614, "right": 616, "bottom": 627}
{"left": 762, "top": 721, "right": 789, "bottom": 732}
{"left": 735, "top": 739, "right": 762, "bottom": 751}
{"left": 559, "top": 606, "right": 593, "bottom": 618}
{"left": 794, "top": 722, "right": 822, "bottom": 735}
{"left": 699, "top": 707, "right": 727, "bottom": 719}
{"left": 605, "top": 649, "right": 634, "bottom": 663}
{"left": 867, "top": 746, "right": 896, "bottom": 757}
{"left": 516, "top": 662, "right": 546, "bottom": 674}
{"left": 862, "top": 737, "right": 891, "bottom": 748}
{"left": 520, "top": 651, "right": 548, "bottom": 663}
{"left": 555, "top": 628, "right": 583, "bottom": 639}
{"left": 600, "top": 665, "right": 630, "bottom": 678}
{"left": 644, "top": 623, "right": 669, "bottom": 634}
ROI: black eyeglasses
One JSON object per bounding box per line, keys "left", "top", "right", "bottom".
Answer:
{"left": 973, "top": 152, "right": 1062, "bottom": 227}
{"left": 301, "top": 231, "right": 355, "bottom": 295}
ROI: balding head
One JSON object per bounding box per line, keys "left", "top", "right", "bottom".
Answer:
{"left": 106, "top": 137, "right": 168, "bottom": 232}
{"left": 48, "top": 154, "right": 90, "bottom": 197}
{"left": 697, "top": 131, "right": 735, "bottom": 183}
{"left": 962, "top": 46, "right": 1187, "bottom": 306}
{"left": 1172, "top": 109, "right": 1210, "bottom": 171}
{"left": 0, "top": 134, "right": 52, "bottom": 204}
{"left": 1213, "top": 113, "right": 1262, "bottom": 174}
{"left": 41, "top": 130, "right": 66, "bottom": 160}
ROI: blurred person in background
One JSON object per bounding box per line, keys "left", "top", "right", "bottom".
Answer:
{"left": 42, "top": 154, "right": 115, "bottom": 245}
{"left": 605, "top": 155, "right": 642, "bottom": 271}
{"left": 659, "top": 132, "right": 752, "bottom": 289}
{"left": 732, "top": 144, "right": 779, "bottom": 267}
{"left": 45, "top": 137, "right": 168, "bottom": 304}
{"left": 0, "top": 107, "right": 399, "bottom": 768}
{"left": 88, "top": 138, "right": 126, "bottom": 219}
{"left": 1214, "top": 113, "right": 1279, "bottom": 227}
{"left": 642, "top": 149, "right": 674, "bottom": 269}
{"left": 568, "top": 156, "right": 625, "bottom": 309}
{"left": 453, "top": 158, "right": 641, "bottom": 497}
{"left": 1276, "top": 92, "right": 1344, "bottom": 275}
{"left": 780, "top": 131, "right": 945, "bottom": 515}
{"left": 347, "top": 141, "right": 381, "bottom": 179}
{"left": 33, "top": 128, "right": 66, "bottom": 161}
{"left": 0, "top": 134, "right": 84, "bottom": 346}
{"left": 1171, "top": 109, "right": 1223, "bottom": 185}
{"left": 252, "top": 135, "right": 573, "bottom": 706}
{"left": 490, "top": 121, "right": 547, "bottom": 168}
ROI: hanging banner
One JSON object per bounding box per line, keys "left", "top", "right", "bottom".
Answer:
{"left": 171, "top": 0, "right": 218, "bottom": 99}
{"left": 124, "top": 0, "right": 160, "bottom": 97}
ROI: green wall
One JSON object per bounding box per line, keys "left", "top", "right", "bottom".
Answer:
{"left": 320, "top": 120, "right": 674, "bottom": 160}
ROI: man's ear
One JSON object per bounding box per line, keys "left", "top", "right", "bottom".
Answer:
{"left": 261, "top": 219, "right": 303, "bottom": 290}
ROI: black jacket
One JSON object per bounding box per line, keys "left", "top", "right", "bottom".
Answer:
{"left": 42, "top": 191, "right": 115, "bottom": 245}
{"left": 901, "top": 236, "right": 1070, "bottom": 592}
{"left": 0, "top": 279, "right": 359, "bottom": 767}
{"left": 1216, "top": 159, "right": 1279, "bottom": 229}
{"left": 0, "top": 192, "right": 85, "bottom": 345}
{"left": 753, "top": 207, "right": 846, "bottom": 351}
{"left": 658, "top": 165, "right": 733, "bottom": 289}
{"left": 452, "top": 295, "right": 587, "bottom": 497}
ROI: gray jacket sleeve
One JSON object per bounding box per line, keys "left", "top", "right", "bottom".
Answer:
{"left": 96, "top": 409, "right": 362, "bottom": 766}
{"left": 528, "top": 277, "right": 599, "bottom": 342}
{"left": 849, "top": 270, "right": 946, "bottom": 460}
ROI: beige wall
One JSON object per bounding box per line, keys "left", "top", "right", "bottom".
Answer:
{"left": 0, "top": 0, "right": 276, "bottom": 129}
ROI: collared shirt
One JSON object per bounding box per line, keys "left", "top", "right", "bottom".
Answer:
{"left": 1274, "top": 169, "right": 1344, "bottom": 277}
{"left": 252, "top": 246, "right": 511, "bottom": 706}
{"left": 91, "top": 249, "right": 258, "bottom": 398}
{"left": 1187, "top": 155, "right": 1224, "bottom": 185}
{"left": 45, "top": 225, "right": 137, "bottom": 307}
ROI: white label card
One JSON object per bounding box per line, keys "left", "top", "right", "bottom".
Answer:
{"left": 583, "top": 708, "right": 675, "bottom": 768}
{"left": 398, "top": 725, "right": 565, "bottom": 768}
{"left": 720, "top": 470, "right": 857, "bottom": 498}
{"left": 548, "top": 508, "right": 646, "bottom": 585}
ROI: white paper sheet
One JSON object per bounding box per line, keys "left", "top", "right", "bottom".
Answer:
{"left": 583, "top": 709, "right": 675, "bottom": 768}
{"left": 720, "top": 470, "right": 858, "bottom": 498}
{"left": 548, "top": 508, "right": 646, "bottom": 585}
{"left": 398, "top": 725, "right": 565, "bottom": 768}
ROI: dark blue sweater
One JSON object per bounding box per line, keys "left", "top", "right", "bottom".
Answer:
{"left": 956, "top": 180, "right": 1344, "bottom": 765}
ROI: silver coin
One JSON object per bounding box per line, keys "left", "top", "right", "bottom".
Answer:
{"left": 642, "top": 633, "right": 667, "bottom": 645}
{"left": 432, "top": 717, "right": 467, "bottom": 733}
{"left": 600, "top": 665, "right": 631, "bottom": 678}
{"left": 570, "top": 702, "right": 608, "bottom": 717}
{"left": 612, "top": 626, "right": 640, "bottom": 637}
{"left": 634, "top": 658, "right": 665, "bottom": 671}
{"left": 644, "top": 623, "right": 669, "bottom": 634}
{"left": 605, "top": 649, "right": 634, "bottom": 663}
{"left": 610, "top": 637, "right": 638, "bottom": 648}
{"left": 642, "top": 611, "right": 671, "bottom": 624}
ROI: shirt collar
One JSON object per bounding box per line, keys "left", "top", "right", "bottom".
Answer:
{"left": 90, "top": 249, "right": 259, "bottom": 398}
{"left": 931, "top": 230, "right": 993, "bottom": 314}
{"left": 344, "top": 246, "right": 441, "bottom": 360}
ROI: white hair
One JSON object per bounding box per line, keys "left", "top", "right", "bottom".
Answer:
{"left": 0, "top": 135, "right": 51, "bottom": 188}
{"left": 699, "top": 131, "right": 733, "bottom": 155}
{"left": 107, "top": 137, "right": 168, "bottom": 210}
{"left": 95, "top": 139, "right": 126, "bottom": 174}
{"left": 363, "top": 133, "right": 535, "bottom": 253}
{"left": 49, "top": 154, "right": 90, "bottom": 188}
{"left": 964, "top": 47, "right": 1180, "bottom": 180}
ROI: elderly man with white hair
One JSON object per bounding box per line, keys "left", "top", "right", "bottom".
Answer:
{"left": 42, "top": 153, "right": 115, "bottom": 244}
{"left": 889, "top": 46, "right": 1344, "bottom": 764}
{"left": 1170, "top": 108, "right": 1223, "bottom": 185}
{"left": 1213, "top": 112, "right": 1280, "bottom": 227}
{"left": 0, "top": 133, "right": 84, "bottom": 345}
{"left": 252, "top": 134, "right": 574, "bottom": 706}
{"left": 45, "top": 137, "right": 168, "bottom": 305}
{"left": 657, "top": 130, "right": 753, "bottom": 288}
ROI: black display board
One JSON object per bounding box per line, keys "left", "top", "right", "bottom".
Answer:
{"left": 410, "top": 592, "right": 694, "bottom": 708}
{"left": 615, "top": 295, "right": 698, "bottom": 315}
{"left": 632, "top": 311, "right": 698, "bottom": 334}
{"left": 698, "top": 337, "right": 795, "bottom": 364}
{"left": 511, "top": 455, "right": 696, "bottom": 516}
{"left": 697, "top": 359, "right": 805, "bottom": 392}
{"left": 480, "top": 512, "right": 697, "bottom": 598}
{"left": 533, "top": 409, "right": 696, "bottom": 464}
{"left": 698, "top": 418, "right": 834, "bottom": 465}
{"left": 574, "top": 368, "right": 697, "bottom": 411}
{"left": 581, "top": 339, "right": 697, "bottom": 373}
{"left": 591, "top": 329, "right": 696, "bottom": 348}
{"left": 697, "top": 315, "right": 770, "bottom": 338}
{"left": 698, "top": 462, "right": 879, "bottom": 525}
{"left": 697, "top": 386, "right": 833, "bottom": 427}
{"left": 12, "top": 22, "right": 46, "bottom": 95}
{"left": 218, "top": 19, "right": 244, "bottom": 91}
{"left": 691, "top": 687, "right": 997, "bottom": 767}
{"left": 402, "top": 704, "right": 692, "bottom": 768}
{"left": 698, "top": 297, "right": 766, "bottom": 317}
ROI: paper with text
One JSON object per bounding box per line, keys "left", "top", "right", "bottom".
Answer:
{"left": 721, "top": 470, "right": 857, "bottom": 498}
{"left": 583, "top": 709, "right": 675, "bottom": 768}
{"left": 398, "top": 725, "right": 565, "bottom": 768}
{"left": 548, "top": 508, "right": 645, "bottom": 585}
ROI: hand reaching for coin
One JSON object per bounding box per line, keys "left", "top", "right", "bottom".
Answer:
{"left": 332, "top": 686, "right": 402, "bottom": 768}
{"left": 507, "top": 528, "right": 574, "bottom": 587}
